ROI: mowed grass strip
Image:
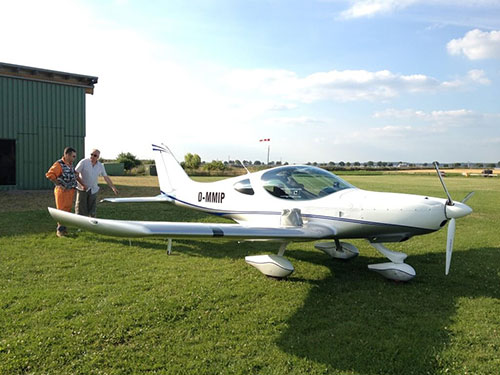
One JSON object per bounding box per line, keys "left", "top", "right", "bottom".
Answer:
{"left": 0, "top": 174, "right": 499, "bottom": 374}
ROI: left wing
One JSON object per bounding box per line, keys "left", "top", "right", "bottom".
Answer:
{"left": 48, "top": 207, "right": 335, "bottom": 240}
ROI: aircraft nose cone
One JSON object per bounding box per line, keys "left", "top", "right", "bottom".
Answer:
{"left": 445, "top": 202, "right": 473, "bottom": 219}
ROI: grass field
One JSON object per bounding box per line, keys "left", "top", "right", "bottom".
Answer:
{"left": 1, "top": 174, "right": 499, "bottom": 374}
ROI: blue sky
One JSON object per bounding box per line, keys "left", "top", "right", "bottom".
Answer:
{"left": 1, "top": 0, "right": 500, "bottom": 163}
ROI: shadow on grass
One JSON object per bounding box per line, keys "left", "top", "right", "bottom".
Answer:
{"left": 95, "top": 236, "right": 269, "bottom": 260}
{"left": 86, "top": 233, "right": 500, "bottom": 373}
{"left": 108, "top": 236, "right": 498, "bottom": 374}
{"left": 275, "top": 247, "right": 500, "bottom": 375}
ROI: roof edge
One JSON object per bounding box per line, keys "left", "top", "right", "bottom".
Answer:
{"left": 0, "top": 62, "right": 98, "bottom": 94}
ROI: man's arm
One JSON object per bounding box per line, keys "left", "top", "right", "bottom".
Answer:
{"left": 77, "top": 174, "right": 87, "bottom": 191}
{"left": 45, "top": 162, "right": 62, "bottom": 185}
{"left": 103, "top": 175, "right": 118, "bottom": 195}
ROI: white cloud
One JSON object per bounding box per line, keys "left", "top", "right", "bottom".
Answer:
{"left": 447, "top": 29, "right": 500, "bottom": 60}
{"left": 370, "top": 108, "right": 500, "bottom": 142}
{"left": 372, "top": 108, "right": 487, "bottom": 131}
{"left": 373, "top": 108, "right": 476, "bottom": 121}
{"left": 340, "top": 0, "right": 500, "bottom": 19}
{"left": 225, "top": 68, "right": 489, "bottom": 103}
{"left": 331, "top": 108, "right": 500, "bottom": 162}
{"left": 340, "top": 0, "right": 417, "bottom": 19}
{"left": 265, "top": 116, "right": 327, "bottom": 127}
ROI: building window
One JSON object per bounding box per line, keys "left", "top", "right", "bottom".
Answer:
{"left": 0, "top": 139, "right": 16, "bottom": 185}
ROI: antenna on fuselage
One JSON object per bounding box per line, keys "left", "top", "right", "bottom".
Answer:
{"left": 237, "top": 160, "right": 250, "bottom": 175}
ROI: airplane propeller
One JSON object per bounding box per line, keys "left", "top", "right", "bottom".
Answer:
{"left": 433, "top": 162, "right": 473, "bottom": 275}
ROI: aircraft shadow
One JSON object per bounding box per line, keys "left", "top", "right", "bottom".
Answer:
{"left": 93, "top": 236, "right": 270, "bottom": 260}
{"left": 91, "top": 236, "right": 499, "bottom": 373}
{"left": 275, "top": 247, "right": 500, "bottom": 374}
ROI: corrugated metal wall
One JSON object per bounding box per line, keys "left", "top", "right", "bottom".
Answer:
{"left": 0, "top": 76, "right": 86, "bottom": 189}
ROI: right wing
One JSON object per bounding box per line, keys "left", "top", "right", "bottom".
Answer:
{"left": 48, "top": 208, "right": 336, "bottom": 240}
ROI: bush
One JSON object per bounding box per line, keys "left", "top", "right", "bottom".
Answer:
{"left": 116, "top": 152, "right": 142, "bottom": 171}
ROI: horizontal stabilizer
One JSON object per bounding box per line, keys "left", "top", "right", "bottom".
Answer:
{"left": 48, "top": 208, "right": 335, "bottom": 240}
{"left": 100, "top": 194, "right": 172, "bottom": 204}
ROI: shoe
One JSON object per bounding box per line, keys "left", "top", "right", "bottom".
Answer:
{"left": 56, "top": 225, "right": 67, "bottom": 237}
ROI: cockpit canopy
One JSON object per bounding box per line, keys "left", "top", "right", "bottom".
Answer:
{"left": 261, "top": 165, "right": 355, "bottom": 200}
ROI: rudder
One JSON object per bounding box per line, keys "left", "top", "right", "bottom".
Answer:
{"left": 152, "top": 143, "right": 192, "bottom": 193}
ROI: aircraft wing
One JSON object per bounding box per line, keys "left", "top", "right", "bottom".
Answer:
{"left": 100, "top": 194, "right": 173, "bottom": 203}
{"left": 48, "top": 208, "right": 335, "bottom": 240}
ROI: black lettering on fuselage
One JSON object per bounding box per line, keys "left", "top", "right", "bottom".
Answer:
{"left": 197, "top": 191, "right": 226, "bottom": 204}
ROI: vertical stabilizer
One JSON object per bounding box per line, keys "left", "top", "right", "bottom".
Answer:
{"left": 152, "top": 144, "right": 192, "bottom": 194}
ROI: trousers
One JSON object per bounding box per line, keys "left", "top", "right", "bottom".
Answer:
{"left": 75, "top": 189, "right": 98, "bottom": 217}
{"left": 54, "top": 186, "right": 75, "bottom": 212}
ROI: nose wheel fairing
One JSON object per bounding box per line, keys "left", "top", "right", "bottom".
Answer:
{"left": 368, "top": 242, "right": 416, "bottom": 281}
{"left": 314, "top": 240, "right": 359, "bottom": 260}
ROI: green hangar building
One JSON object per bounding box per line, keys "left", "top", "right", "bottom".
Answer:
{"left": 0, "top": 62, "right": 98, "bottom": 190}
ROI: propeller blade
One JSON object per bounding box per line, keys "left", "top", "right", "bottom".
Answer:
{"left": 462, "top": 191, "right": 475, "bottom": 204}
{"left": 433, "top": 161, "right": 453, "bottom": 205}
{"left": 445, "top": 218, "right": 456, "bottom": 275}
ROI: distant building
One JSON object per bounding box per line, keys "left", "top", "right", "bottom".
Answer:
{"left": 0, "top": 62, "right": 97, "bottom": 189}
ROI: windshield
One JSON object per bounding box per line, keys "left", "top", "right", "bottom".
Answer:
{"left": 261, "top": 166, "right": 355, "bottom": 200}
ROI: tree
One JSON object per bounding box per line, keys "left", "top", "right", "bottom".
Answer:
{"left": 204, "top": 160, "right": 225, "bottom": 171}
{"left": 116, "top": 152, "right": 142, "bottom": 171}
{"left": 184, "top": 153, "right": 201, "bottom": 170}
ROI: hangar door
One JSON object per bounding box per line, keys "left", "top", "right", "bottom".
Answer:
{"left": 0, "top": 139, "right": 16, "bottom": 185}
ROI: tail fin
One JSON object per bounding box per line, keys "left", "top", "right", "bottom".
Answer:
{"left": 152, "top": 143, "right": 193, "bottom": 194}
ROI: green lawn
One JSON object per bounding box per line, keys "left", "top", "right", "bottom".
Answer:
{"left": 0, "top": 175, "right": 499, "bottom": 374}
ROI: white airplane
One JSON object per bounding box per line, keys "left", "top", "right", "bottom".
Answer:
{"left": 48, "top": 143, "right": 473, "bottom": 281}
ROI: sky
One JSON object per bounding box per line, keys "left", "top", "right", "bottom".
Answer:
{"left": 1, "top": 0, "right": 500, "bottom": 164}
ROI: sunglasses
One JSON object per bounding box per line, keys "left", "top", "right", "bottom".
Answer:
{"left": 90, "top": 153, "right": 99, "bottom": 157}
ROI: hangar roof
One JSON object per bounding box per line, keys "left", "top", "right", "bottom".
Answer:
{"left": 0, "top": 62, "right": 98, "bottom": 94}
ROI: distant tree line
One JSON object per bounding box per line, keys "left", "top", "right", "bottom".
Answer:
{"left": 108, "top": 151, "right": 500, "bottom": 175}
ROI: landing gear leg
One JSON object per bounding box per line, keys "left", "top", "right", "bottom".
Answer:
{"left": 167, "top": 238, "right": 172, "bottom": 255}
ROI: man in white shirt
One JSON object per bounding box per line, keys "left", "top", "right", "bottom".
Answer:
{"left": 75, "top": 149, "right": 118, "bottom": 217}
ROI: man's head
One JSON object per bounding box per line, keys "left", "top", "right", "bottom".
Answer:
{"left": 90, "top": 149, "right": 100, "bottom": 164}
{"left": 63, "top": 147, "right": 77, "bottom": 163}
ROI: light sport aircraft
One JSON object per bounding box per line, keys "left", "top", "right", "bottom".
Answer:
{"left": 48, "top": 143, "right": 474, "bottom": 281}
